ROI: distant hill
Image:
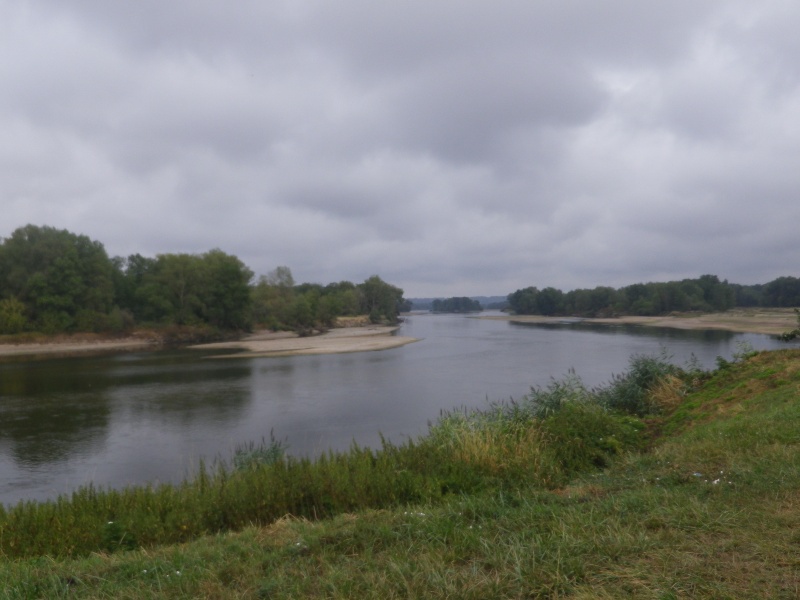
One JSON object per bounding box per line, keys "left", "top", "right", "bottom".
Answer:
{"left": 407, "top": 295, "right": 509, "bottom": 311}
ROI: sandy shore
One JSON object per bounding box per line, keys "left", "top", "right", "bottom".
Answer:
{"left": 0, "top": 326, "right": 417, "bottom": 360}
{"left": 190, "top": 326, "right": 419, "bottom": 358}
{"left": 0, "top": 336, "right": 156, "bottom": 359}
{"left": 483, "top": 308, "right": 799, "bottom": 336}
{"left": 1, "top": 309, "right": 793, "bottom": 359}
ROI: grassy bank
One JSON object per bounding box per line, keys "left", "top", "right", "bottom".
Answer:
{"left": 2, "top": 349, "right": 800, "bottom": 597}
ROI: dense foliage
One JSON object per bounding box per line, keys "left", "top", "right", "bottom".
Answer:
{"left": 431, "top": 296, "right": 483, "bottom": 313}
{"left": 508, "top": 274, "right": 750, "bottom": 317}
{"left": 251, "top": 270, "right": 406, "bottom": 333}
{"left": 0, "top": 225, "right": 116, "bottom": 333}
{"left": 0, "top": 225, "right": 406, "bottom": 335}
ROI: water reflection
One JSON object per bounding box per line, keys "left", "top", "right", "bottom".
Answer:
{"left": 0, "top": 392, "right": 109, "bottom": 467}
{"left": 511, "top": 319, "right": 740, "bottom": 342}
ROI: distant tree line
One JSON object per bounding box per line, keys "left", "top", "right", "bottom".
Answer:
{"left": 508, "top": 274, "right": 800, "bottom": 317}
{"left": 431, "top": 297, "right": 483, "bottom": 313}
{"left": 0, "top": 225, "right": 407, "bottom": 335}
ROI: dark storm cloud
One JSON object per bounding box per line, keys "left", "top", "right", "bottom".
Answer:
{"left": 3, "top": 1, "right": 800, "bottom": 296}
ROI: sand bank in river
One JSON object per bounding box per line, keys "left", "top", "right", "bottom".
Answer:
{"left": 483, "top": 308, "right": 798, "bottom": 336}
{"left": 190, "top": 325, "right": 419, "bottom": 358}
{"left": 0, "top": 326, "right": 417, "bottom": 360}
{"left": 0, "top": 336, "right": 156, "bottom": 359}
{"left": 1, "top": 309, "right": 794, "bottom": 359}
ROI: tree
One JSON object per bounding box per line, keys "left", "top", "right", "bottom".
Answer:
{"left": 507, "top": 287, "right": 538, "bottom": 314}
{"left": 198, "top": 249, "right": 253, "bottom": 330}
{"left": 132, "top": 250, "right": 253, "bottom": 329}
{"left": 0, "top": 298, "right": 27, "bottom": 334}
{"left": 251, "top": 266, "right": 296, "bottom": 329}
{"left": 136, "top": 254, "right": 204, "bottom": 325}
{"left": 764, "top": 276, "right": 800, "bottom": 307}
{"left": 431, "top": 297, "right": 483, "bottom": 313}
{"left": 359, "top": 275, "right": 405, "bottom": 324}
{"left": 0, "top": 225, "right": 115, "bottom": 332}
{"left": 536, "top": 287, "right": 564, "bottom": 316}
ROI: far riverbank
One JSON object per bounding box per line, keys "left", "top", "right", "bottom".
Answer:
{"left": 482, "top": 307, "right": 798, "bottom": 336}
{"left": 0, "top": 324, "right": 418, "bottom": 360}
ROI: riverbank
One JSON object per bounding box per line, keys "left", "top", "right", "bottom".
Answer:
{"left": 0, "top": 319, "right": 419, "bottom": 360}
{"left": 0, "top": 332, "right": 158, "bottom": 359}
{"left": 190, "top": 325, "right": 419, "bottom": 358}
{"left": 483, "top": 307, "right": 798, "bottom": 336}
{"left": 3, "top": 349, "right": 799, "bottom": 597}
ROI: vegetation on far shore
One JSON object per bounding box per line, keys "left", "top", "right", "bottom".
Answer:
{"left": 508, "top": 273, "right": 800, "bottom": 318}
{"left": 4, "top": 224, "right": 800, "bottom": 342}
{"left": 431, "top": 296, "right": 483, "bottom": 313}
{"left": 3, "top": 344, "right": 800, "bottom": 597}
{"left": 0, "top": 225, "right": 408, "bottom": 338}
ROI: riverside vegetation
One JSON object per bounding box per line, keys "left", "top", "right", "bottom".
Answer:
{"left": 0, "top": 224, "right": 408, "bottom": 339}
{"left": 2, "top": 345, "right": 800, "bottom": 597}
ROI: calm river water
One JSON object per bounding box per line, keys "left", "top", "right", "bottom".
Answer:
{"left": 0, "top": 313, "right": 789, "bottom": 506}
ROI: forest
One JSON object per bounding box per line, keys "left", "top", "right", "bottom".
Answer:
{"left": 0, "top": 225, "right": 407, "bottom": 336}
{"left": 3, "top": 224, "right": 799, "bottom": 336}
{"left": 507, "top": 274, "right": 800, "bottom": 317}
{"left": 431, "top": 297, "right": 483, "bottom": 313}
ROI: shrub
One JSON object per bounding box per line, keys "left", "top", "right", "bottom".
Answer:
{"left": 539, "top": 403, "right": 645, "bottom": 479}
{"left": 595, "top": 352, "right": 681, "bottom": 416}
{"left": 0, "top": 298, "right": 27, "bottom": 334}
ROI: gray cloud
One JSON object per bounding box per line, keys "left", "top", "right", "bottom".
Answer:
{"left": 2, "top": 1, "right": 800, "bottom": 297}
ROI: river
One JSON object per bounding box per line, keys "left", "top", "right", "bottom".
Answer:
{"left": 0, "top": 313, "right": 789, "bottom": 506}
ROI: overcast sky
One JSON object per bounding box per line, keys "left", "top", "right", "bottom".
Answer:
{"left": 3, "top": 1, "right": 800, "bottom": 297}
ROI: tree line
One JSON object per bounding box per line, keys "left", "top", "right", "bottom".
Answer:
{"left": 431, "top": 297, "right": 483, "bottom": 313}
{"left": 508, "top": 274, "right": 800, "bottom": 317}
{"left": 0, "top": 225, "right": 407, "bottom": 336}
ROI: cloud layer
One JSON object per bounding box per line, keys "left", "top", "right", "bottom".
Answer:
{"left": 3, "top": 1, "right": 800, "bottom": 296}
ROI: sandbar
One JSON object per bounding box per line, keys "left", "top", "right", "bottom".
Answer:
{"left": 0, "top": 336, "right": 156, "bottom": 359}
{"left": 483, "top": 308, "right": 798, "bottom": 336}
{"left": 190, "top": 326, "right": 419, "bottom": 358}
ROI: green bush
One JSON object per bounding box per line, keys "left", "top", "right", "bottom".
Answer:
{"left": 0, "top": 298, "right": 27, "bottom": 334}
{"left": 539, "top": 402, "right": 645, "bottom": 478}
{"left": 595, "top": 352, "right": 681, "bottom": 416}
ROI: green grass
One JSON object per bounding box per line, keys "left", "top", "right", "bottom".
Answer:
{"left": 2, "top": 349, "right": 800, "bottom": 598}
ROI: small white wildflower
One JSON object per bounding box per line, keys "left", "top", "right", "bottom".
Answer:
{"left": 176, "top": 571, "right": 181, "bottom": 576}
{"left": 142, "top": 570, "right": 147, "bottom": 574}
{"left": 712, "top": 479, "right": 720, "bottom": 485}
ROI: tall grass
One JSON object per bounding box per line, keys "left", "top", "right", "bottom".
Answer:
{"left": 0, "top": 351, "right": 683, "bottom": 559}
